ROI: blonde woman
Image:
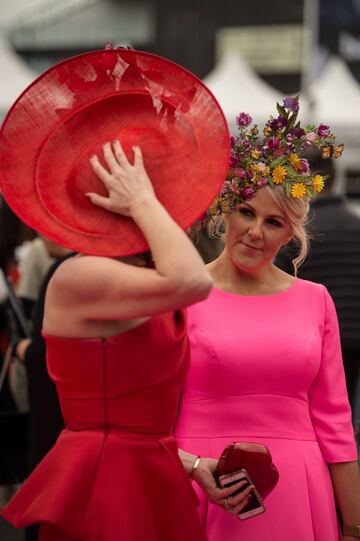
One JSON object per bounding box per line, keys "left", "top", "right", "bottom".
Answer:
{"left": 175, "top": 101, "right": 360, "bottom": 541}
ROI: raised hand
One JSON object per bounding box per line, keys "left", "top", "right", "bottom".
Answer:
{"left": 87, "top": 140, "right": 156, "bottom": 217}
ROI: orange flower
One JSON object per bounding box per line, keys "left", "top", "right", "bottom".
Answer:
{"left": 312, "top": 175, "right": 325, "bottom": 193}
{"left": 289, "top": 153, "right": 302, "bottom": 171}
{"left": 251, "top": 149, "right": 261, "bottom": 160}
{"left": 272, "top": 166, "right": 287, "bottom": 184}
{"left": 291, "top": 183, "right": 306, "bottom": 198}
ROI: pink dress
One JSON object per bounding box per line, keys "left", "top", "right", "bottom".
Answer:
{"left": 175, "top": 278, "right": 358, "bottom": 541}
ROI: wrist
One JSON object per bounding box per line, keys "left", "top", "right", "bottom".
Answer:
{"left": 190, "top": 456, "right": 202, "bottom": 480}
{"left": 129, "top": 193, "right": 159, "bottom": 218}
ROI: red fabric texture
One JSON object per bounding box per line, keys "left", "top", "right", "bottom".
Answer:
{"left": 0, "top": 49, "right": 229, "bottom": 256}
{"left": 2, "top": 311, "right": 208, "bottom": 541}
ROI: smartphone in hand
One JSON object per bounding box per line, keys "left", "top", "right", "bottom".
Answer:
{"left": 217, "top": 468, "right": 265, "bottom": 520}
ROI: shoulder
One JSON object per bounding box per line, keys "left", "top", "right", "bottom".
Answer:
{"left": 47, "top": 255, "right": 130, "bottom": 297}
{"left": 294, "top": 276, "right": 326, "bottom": 293}
{"left": 295, "top": 277, "right": 336, "bottom": 318}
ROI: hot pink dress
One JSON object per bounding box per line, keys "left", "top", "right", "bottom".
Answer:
{"left": 2, "top": 311, "right": 208, "bottom": 541}
{"left": 175, "top": 278, "right": 358, "bottom": 541}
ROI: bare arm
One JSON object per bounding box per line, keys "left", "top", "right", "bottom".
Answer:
{"left": 329, "top": 461, "right": 360, "bottom": 540}
{"left": 46, "top": 141, "right": 212, "bottom": 323}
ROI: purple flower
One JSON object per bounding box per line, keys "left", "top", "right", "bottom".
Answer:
{"left": 283, "top": 97, "right": 299, "bottom": 112}
{"left": 291, "top": 127, "right": 305, "bottom": 138}
{"left": 230, "top": 135, "right": 236, "bottom": 147}
{"left": 300, "top": 159, "right": 310, "bottom": 173}
{"left": 229, "top": 151, "right": 239, "bottom": 167}
{"left": 270, "top": 116, "right": 287, "bottom": 131}
{"left": 236, "top": 112, "right": 252, "bottom": 127}
{"left": 241, "top": 186, "right": 255, "bottom": 200}
{"left": 317, "top": 124, "right": 330, "bottom": 137}
{"left": 242, "top": 140, "right": 250, "bottom": 150}
{"left": 246, "top": 170, "right": 253, "bottom": 179}
{"left": 267, "top": 136, "right": 281, "bottom": 150}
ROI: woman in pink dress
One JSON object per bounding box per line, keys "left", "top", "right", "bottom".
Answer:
{"left": 175, "top": 100, "right": 360, "bottom": 541}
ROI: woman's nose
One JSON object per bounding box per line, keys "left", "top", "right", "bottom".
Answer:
{"left": 248, "top": 220, "right": 263, "bottom": 240}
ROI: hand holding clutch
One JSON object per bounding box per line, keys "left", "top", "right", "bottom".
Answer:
{"left": 215, "top": 442, "right": 279, "bottom": 500}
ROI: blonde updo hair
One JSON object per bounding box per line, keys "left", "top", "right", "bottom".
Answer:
{"left": 207, "top": 185, "right": 310, "bottom": 275}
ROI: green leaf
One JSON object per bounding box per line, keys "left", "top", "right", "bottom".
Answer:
{"left": 276, "top": 102, "right": 287, "bottom": 117}
{"left": 270, "top": 156, "right": 287, "bottom": 167}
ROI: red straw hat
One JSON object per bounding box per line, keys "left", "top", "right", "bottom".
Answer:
{"left": 0, "top": 48, "right": 229, "bottom": 256}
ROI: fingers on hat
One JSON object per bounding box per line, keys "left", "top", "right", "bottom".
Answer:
{"left": 133, "top": 145, "right": 144, "bottom": 167}
{"left": 103, "top": 142, "right": 121, "bottom": 174}
{"left": 112, "top": 140, "right": 130, "bottom": 169}
{"left": 89, "top": 155, "right": 114, "bottom": 188}
{"left": 86, "top": 192, "right": 112, "bottom": 211}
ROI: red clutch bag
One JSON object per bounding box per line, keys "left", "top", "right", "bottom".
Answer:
{"left": 215, "top": 442, "right": 279, "bottom": 499}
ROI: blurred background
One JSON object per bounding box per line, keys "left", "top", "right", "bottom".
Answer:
{"left": 2, "top": 0, "right": 360, "bottom": 205}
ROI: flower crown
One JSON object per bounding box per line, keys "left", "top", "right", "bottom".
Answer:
{"left": 209, "top": 96, "right": 344, "bottom": 217}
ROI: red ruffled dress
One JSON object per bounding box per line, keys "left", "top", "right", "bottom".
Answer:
{"left": 2, "top": 311, "right": 207, "bottom": 541}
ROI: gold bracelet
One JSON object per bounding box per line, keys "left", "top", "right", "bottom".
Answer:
{"left": 343, "top": 525, "right": 360, "bottom": 537}
{"left": 191, "top": 456, "right": 201, "bottom": 479}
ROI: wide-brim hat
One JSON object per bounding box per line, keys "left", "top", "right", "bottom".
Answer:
{"left": 0, "top": 49, "right": 229, "bottom": 256}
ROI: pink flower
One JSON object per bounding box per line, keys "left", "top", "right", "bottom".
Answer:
{"left": 236, "top": 112, "right": 252, "bottom": 127}
{"left": 229, "top": 152, "right": 239, "bottom": 167}
{"left": 230, "top": 136, "right": 236, "bottom": 147}
{"left": 257, "top": 178, "right": 268, "bottom": 187}
{"left": 268, "top": 137, "right": 281, "bottom": 150}
{"left": 241, "top": 186, "right": 255, "bottom": 199}
{"left": 306, "top": 132, "right": 317, "bottom": 142}
{"left": 300, "top": 159, "right": 310, "bottom": 173}
{"left": 230, "top": 183, "right": 241, "bottom": 195}
{"left": 234, "top": 167, "right": 246, "bottom": 178}
{"left": 317, "top": 124, "right": 330, "bottom": 137}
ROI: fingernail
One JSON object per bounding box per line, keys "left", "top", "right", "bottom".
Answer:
{"left": 112, "top": 139, "right": 119, "bottom": 145}
{"left": 90, "top": 154, "right": 97, "bottom": 160}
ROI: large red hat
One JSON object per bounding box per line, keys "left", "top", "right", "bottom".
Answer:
{"left": 0, "top": 49, "right": 229, "bottom": 256}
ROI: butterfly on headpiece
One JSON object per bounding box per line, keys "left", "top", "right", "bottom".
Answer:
{"left": 321, "top": 143, "right": 344, "bottom": 159}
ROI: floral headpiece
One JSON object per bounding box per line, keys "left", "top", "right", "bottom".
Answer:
{"left": 209, "top": 96, "right": 344, "bottom": 217}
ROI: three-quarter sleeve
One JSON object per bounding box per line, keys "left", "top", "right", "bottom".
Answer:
{"left": 308, "top": 286, "right": 358, "bottom": 462}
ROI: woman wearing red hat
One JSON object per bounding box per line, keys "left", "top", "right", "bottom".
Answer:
{"left": 1, "top": 141, "right": 254, "bottom": 540}
{"left": 0, "top": 46, "right": 253, "bottom": 540}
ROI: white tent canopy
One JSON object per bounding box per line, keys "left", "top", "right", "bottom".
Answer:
{"left": 0, "top": 37, "right": 35, "bottom": 114}
{"left": 203, "top": 53, "right": 284, "bottom": 130}
{"left": 309, "top": 56, "right": 360, "bottom": 145}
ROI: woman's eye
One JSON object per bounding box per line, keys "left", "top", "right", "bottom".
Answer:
{"left": 239, "top": 208, "right": 253, "bottom": 216}
{"left": 267, "top": 219, "right": 281, "bottom": 227}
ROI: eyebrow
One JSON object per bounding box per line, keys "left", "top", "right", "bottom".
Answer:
{"left": 242, "top": 203, "right": 286, "bottom": 222}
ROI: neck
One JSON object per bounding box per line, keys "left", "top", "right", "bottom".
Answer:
{"left": 208, "top": 249, "right": 288, "bottom": 295}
